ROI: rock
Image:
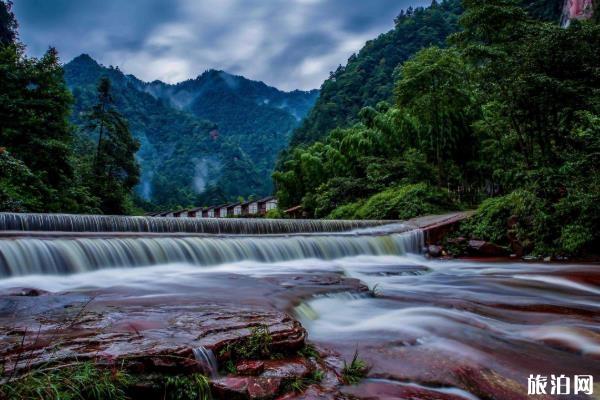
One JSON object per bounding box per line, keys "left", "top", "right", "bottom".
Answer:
{"left": 467, "top": 240, "right": 508, "bottom": 257}
{"left": 261, "top": 357, "right": 312, "bottom": 379}
{"left": 343, "top": 380, "right": 471, "bottom": 400}
{"left": 0, "top": 300, "right": 306, "bottom": 376}
{"left": 427, "top": 245, "right": 443, "bottom": 257}
{"left": 237, "top": 360, "right": 265, "bottom": 375}
{"left": 211, "top": 376, "right": 281, "bottom": 399}
{"left": 276, "top": 386, "right": 339, "bottom": 399}
{"left": 543, "top": 256, "right": 552, "bottom": 263}
{"left": 3, "top": 287, "right": 48, "bottom": 296}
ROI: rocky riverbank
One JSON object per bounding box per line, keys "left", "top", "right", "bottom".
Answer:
{"left": 0, "top": 270, "right": 371, "bottom": 399}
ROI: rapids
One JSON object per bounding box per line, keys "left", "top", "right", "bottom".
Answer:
{"left": 0, "top": 215, "right": 598, "bottom": 398}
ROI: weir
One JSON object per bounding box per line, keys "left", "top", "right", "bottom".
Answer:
{"left": 0, "top": 213, "right": 388, "bottom": 234}
{"left": 0, "top": 230, "right": 423, "bottom": 277}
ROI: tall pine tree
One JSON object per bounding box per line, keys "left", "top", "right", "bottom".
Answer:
{"left": 84, "top": 77, "right": 140, "bottom": 214}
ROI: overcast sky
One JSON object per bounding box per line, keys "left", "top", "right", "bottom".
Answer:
{"left": 13, "top": 0, "right": 430, "bottom": 91}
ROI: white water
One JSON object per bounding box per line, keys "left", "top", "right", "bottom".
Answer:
{"left": 0, "top": 212, "right": 387, "bottom": 234}
{"left": 0, "top": 230, "right": 423, "bottom": 277}
{"left": 0, "top": 218, "right": 597, "bottom": 397}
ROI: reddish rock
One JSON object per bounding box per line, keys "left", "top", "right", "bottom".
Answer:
{"left": 211, "top": 376, "right": 281, "bottom": 399}
{"left": 262, "top": 357, "right": 312, "bottom": 379}
{"left": 276, "top": 386, "right": 339, "bottom": 399}
{"left": 343, "top": 379, "right": 474, "bottom": 400}
{"left": 237, "top": 360, "right": 265, "bottom": 375}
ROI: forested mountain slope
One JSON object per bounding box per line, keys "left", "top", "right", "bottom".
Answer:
{"left": 64, "top": 55, "right": 318, "bottom": 208}
{"left": 286, "top": 0, "right": 568, "bottom": 149}
{"left": 273, "top": 0, "right": 599, "bottom": 257}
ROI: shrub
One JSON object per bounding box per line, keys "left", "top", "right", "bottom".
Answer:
{"left": 327, "top": 201, "right": 364, "bottom": 219}
{"left": 463, "top": 190, "right": 540, "bottom": 244}
{"left": 265, "top": 208, "right": 284, "bottom": 219}
{"left": 353, "top": 183, "right": 458, "bottom": 220}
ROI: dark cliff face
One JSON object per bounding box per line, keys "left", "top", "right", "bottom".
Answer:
{"left": 561, "top": 0, "right": 595, "bottom": 25}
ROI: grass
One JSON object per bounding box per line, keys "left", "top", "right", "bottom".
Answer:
{"left": 0, "top": 361, "right": 132, "bottom": 400}
{"left": 297, "top": 343, "right": 319, "bottom": 359}
{"left": 1, "top": 362, "right": 214, "bottom": 400}
{"left": 285, "top": 369, "right": 325, "bottom": 393}
{"left": 341, "top": 351, "right": 369, "bottom": 385}
{"left": 219, "top": 324, "right": 273, "bottom": 363}
{"left": 163, "top": 374, "right": 211, "bottom": 400}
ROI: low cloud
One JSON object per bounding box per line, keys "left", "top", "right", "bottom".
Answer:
{"left": 13, "top": 0, "right": 430, "bottom": 90}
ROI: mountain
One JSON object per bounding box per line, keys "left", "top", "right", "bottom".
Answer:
{"left": 285, "top": 0, "right": 566, "bottom": 150}
{"left": 64, "top": 55, "right": 318, "bottom": 208}
{"left": 287, "top": 0, "right": 463, "bottom": 148}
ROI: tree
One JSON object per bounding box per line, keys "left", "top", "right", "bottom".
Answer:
{"left": 84, "top": 77, "right": 140, "bottom": 214}
{"left": 0, "top": 0, "right": 17, "bottom": 46}
{"left": 395, "top": 47, "right": 478, "bottom": 189}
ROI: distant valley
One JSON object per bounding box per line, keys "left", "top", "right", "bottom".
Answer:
{"left": 64, "top": 55, "right": 319, "bottom": 208}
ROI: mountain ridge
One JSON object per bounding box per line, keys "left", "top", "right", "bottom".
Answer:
{"left": 64, "top": 54, "right": 318, "bottom": 208}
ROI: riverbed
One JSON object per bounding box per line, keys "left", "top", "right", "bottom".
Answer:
{"left": 0, "top": 214, "right": 598, "bottom": 399}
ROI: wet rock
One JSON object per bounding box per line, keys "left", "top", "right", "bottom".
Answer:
{"left": 343, "top": 379, "right": 473, "bottom": 400}
{"left": 276, "top": 386, "right": 339, "bottom": 399}
{"left": 262, "top": 357, "right": 312, "bottom": 379}
{"left": 211, "top": 376, "right": 282, "bottom": 399}
{"left": 3, "top": 287, "right": 49, "bottom": 296}
{"left": 427, "top": 245, "right": 443, "bottom": 257}
{"left": 237, "top": 360, "right": 265, "bottom": 375}
{"left": 0, "top": 301, "right": 305, "bottom": 376}
{"left": 467, "top": 240, "right": 508, "bottom": 257}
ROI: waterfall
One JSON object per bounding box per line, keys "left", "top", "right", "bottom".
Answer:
{"left": 0, "top": 230, "right": 424, "bottom": 277}
{"left": 0, "top": 213, "right": 388, "bottom": 234}
{"left": 192, "top": 346, "right": 219, "bottom": 378}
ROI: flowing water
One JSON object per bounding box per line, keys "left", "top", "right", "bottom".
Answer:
{"left": 0, "top": 213, "right": 386, "bottom": 234}
{"left": 0, "top": 215, "right": 598, "bottom": 398}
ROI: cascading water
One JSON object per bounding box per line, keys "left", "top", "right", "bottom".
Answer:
{"left": 0, "top": 213, "right": 388, "bottom": 234}
{"left": 192, "top": 346, "right": 219, "bottom": 378}
{"left": 0, "top": 212, "right": 597, "bottom": 399}
{"left": 0, "top": 230, "right": 423, "bottom": 277}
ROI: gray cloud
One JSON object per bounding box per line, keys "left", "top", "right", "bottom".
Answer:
{"left": 13, "top": 0, "right": 431, "bottom": 90}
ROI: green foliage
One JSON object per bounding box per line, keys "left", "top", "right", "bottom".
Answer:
{"left": 0, "top": 149, "right": 43, "bottom": 211}
{"left": 462, "top": 190, "right": 542, "bottom": 249}
{"left": 265, "top": 208, "right": 284, "bottom": 219}
{"left": 0, "top": 362, "right": 132, "bottom": 400}
{"left": 327, "top": 201, "right": 364, "bottom": 220}
{"left": 283, "top": 369, "right": 325, "bottom": 394}
{"left": 221, "top": 325, "right": 273, "bottom": 362}
{"left": 341, "top": 351, "right": 369, "bottom": 385}
{"left": 163, "top": 374, "right": 211, "bottom": 400}
{"left": 276, "top": 0, "right": 599, "bottom": 257}
{"left": 346, "top": 183, "right": 458, "bottom": 220}
{"left": 0, "top": 0, "right": 17, "bottom": 46}
{"left": 81, "top": 77, "right": 140, "bottom": 214}
{"left": 65, "top": 58, "right": 318, "bottom": 209}
{"left": 395, "top": 46, "right": 479, "bottom": 187}
{"left": 297, "top": 343, "right": 320, "bottom": 359}
{"left": 0, "top": 34, "right": 102, "bottom": 212}
{"left": 288, "top": 0, "right": 463, "bottom": 147}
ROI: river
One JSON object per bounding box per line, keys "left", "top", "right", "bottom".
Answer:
{"left": 0, "top": 213, "right": 598, "bottom": 399}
